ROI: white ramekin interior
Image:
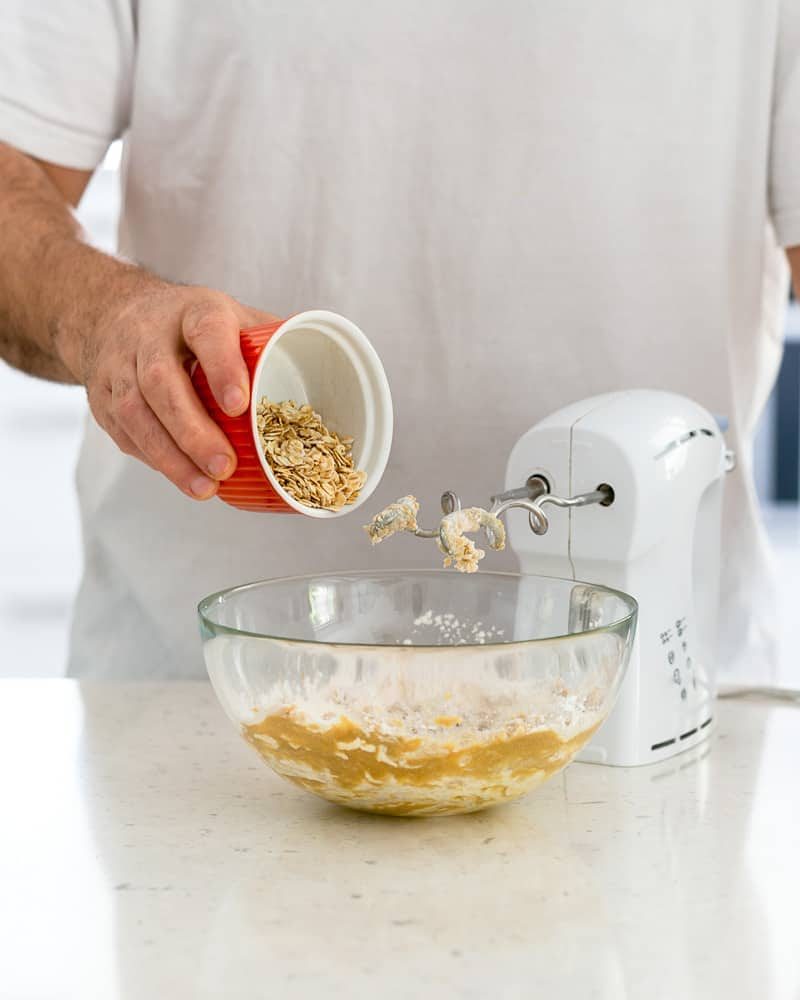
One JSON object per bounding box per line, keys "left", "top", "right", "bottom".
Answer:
{"left": 250, "top": 310, "right": 393, "bottom": 518}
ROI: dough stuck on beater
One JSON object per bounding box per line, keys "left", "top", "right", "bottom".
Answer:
{"left": 364, "top": 497, "right": 505, "bottom": 572}
{"left": 438, "top": 508, "right": 506, "bottom": 573}
{"left": 364, "top": 495, "right": 420, "bottom": 544}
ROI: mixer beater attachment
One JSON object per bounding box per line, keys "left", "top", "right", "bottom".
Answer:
{"left": 365, "top": 476, "right": 614, "bottom": 572}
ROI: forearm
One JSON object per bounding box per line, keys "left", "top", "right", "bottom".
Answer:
{"left": 0, "top": 143, "right": 162, "bottom": 384}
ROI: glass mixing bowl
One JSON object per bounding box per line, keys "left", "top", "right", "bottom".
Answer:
{"left": 199, "top": 571, "right": 637, "bottom": 817}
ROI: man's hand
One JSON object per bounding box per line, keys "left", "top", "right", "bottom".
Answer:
{"left": 0, "top": 142, "right": 278, "bottom": 501}
{"left": 66, "top": 280, "right": 278, "bottom": 499}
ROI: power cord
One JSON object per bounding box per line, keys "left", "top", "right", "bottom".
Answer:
{"left": 719, "top": 685, "right": 800, "bottom": 703}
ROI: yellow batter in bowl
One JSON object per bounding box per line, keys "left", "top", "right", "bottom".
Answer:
{"left": 244, "top": 708, "right": 601, "bottom": 816}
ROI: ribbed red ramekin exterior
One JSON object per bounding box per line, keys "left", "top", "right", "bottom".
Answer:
{"left": 191, "top": 321, "right": 297, "bottom": 513}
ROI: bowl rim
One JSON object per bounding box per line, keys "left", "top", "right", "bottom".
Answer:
{"left": 197, "top": 569, "right": 638, "bottom": 649}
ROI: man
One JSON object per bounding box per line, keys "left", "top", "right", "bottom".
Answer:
{"left": 1, "top": 3, "right": 798, "bottom": 681}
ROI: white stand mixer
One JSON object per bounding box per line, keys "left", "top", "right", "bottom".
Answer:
{"left": 397, "top": 389, "right": 734, "bottom": 767}
{"left": 500, "top": 389, "right": 734, "bottom": 765}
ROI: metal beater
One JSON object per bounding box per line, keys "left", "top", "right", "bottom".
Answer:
{"left": 388, "top": 476, "right": 615, "bottom": 563}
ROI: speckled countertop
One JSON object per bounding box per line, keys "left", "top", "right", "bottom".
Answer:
{"left": 2, "top": 680, "right": 798, "bottom": 999}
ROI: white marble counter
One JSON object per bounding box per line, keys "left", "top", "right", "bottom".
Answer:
{"left": 1, "top": 681, "right": 798, "bottom": 999}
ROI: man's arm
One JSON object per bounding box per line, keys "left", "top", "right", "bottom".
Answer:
{"left": 0, "top": 143, "right": 277, "bottom": 500}
{"left": 0, "top": 153, "right": 92, "bottom": 381}
{"left": 32, "top": 158, "right": 93, "bottom": 207}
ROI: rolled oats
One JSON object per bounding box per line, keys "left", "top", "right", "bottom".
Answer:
{"left": 256, "top": 397, "right": 366, "bottom": 510}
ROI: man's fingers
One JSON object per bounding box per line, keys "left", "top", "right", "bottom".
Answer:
{"left": 110, "top": 374, "right": 218, "bottom": 500}
{"left": 85, "top": 287, "right": 271, "bottom": 500}
{"left": 181, "top": 300, "right": 250, "bottom": 416}
{"left": 106, "top": 420, "right": 150, "bottom": 465}
{"left": 137, "top": 349, "right": 238, "bottom": 481}
{"left": 231, "top": 301, "right": 282, "bottom": 329}
{"left": 90, "top": 386, "right": 151, "bottom": 466}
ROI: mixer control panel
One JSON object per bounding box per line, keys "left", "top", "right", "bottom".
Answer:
{"left": 659, "top": 616, "right": 696, "bottom": 702}
{"left": 647, "top": 612, "right": 713, "bottom": 756}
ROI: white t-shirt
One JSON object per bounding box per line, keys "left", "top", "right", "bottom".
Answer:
{"left": 2, "top": 2, "right": 799, "bottom": 683}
